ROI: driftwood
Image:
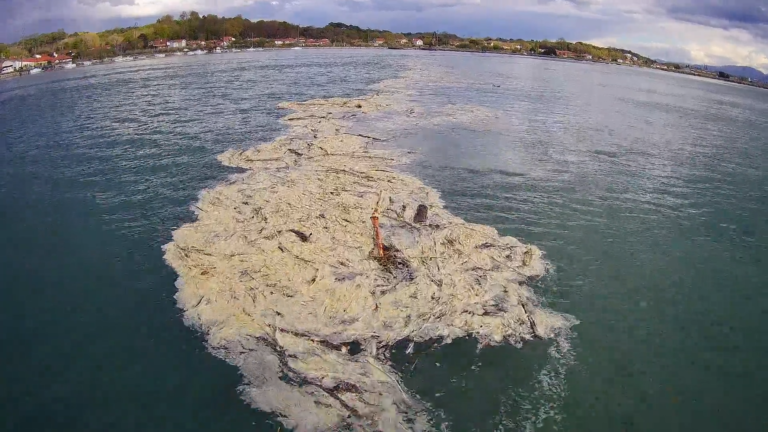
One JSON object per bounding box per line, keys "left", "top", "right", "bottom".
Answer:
{"left": 413, "top": 204, "right": 429, "bottom": 224}
{"left": 287, "top": 229, "right": 312, "bottom": 243}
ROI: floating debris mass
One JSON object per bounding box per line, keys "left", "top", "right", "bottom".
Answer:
{"left": 164, "top": 85, "right": 575, "bottom": 431}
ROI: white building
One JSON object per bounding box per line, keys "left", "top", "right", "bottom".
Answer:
{"left": 168, "top": 39, "right": 187, "bottom": 48}
{"left": 412, "top": 38, "right": 424, "bottom": 46}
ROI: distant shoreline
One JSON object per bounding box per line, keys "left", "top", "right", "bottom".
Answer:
{"left": 3, "top": 46, "right": 766, "bottom": 90}
{"left": 408, "top": 46, "right": 768, "bottom": 91}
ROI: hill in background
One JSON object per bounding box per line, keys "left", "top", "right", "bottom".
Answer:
{"left": 1, "top": 11, "right": 655, "bottom": 64}
{"left": 698, "top": 65, "right": 767, "bottom": 83}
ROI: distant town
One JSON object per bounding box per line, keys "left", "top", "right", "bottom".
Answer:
{"left": 1, "top": 13, "right": 766, "bottom": 90}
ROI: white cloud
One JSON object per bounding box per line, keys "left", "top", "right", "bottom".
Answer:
{"left": 587, "top": 15, "right": 768, "bottom": 70}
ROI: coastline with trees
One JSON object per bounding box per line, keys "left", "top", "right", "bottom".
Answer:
{"left": 1, "top": 11, "right": 766, "bottom": 89}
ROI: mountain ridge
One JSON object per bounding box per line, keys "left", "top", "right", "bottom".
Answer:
{"left": 697, "top": 65, "right": 767, "bottom": 82}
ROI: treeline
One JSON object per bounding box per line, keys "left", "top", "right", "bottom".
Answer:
{"left": 104, "top": 13, "right": 409, "bottom": 46}
{"left": 0, "top": 11, "right": 647, "bottom": 64}
{"left": 450, "top": 37, "right": 650, "bottom": 63}
{"left": 1, "top": 14, "right": 414, "bottom": 56}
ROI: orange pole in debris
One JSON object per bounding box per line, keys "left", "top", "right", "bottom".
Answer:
{"left": 371, "top": 192, "right": 384, "bottom": 257}
{"left": 371, "top": 214, "right": 384, "bottom": 258}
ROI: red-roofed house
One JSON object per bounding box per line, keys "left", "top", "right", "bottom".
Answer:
{"left": 373, "top": 38, "right": 386, "bottom": 46}
{"left": 21, "top": 53, "right": 72, "bottom": 67}
{"left": 412, "top": 38, "right": 424, "bottom": 46}
{"left": 150, "top": 39, "right": 168, "bottom": 48}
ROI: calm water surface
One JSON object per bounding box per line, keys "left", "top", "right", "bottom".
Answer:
{"left": 1, "top": 50, "right": 766, "bottom": 431}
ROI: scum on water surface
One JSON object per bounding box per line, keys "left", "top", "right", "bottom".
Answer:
{"left": 163, "top": 71, "right": 577, "bottom": 431}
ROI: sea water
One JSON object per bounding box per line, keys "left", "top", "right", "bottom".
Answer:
{"left": 1, "top": 50, "right": 766, "bottom": 431}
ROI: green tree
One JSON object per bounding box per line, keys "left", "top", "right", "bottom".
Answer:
{"left": 106, "top": 34, "right": 123, "bottom": 47}
{"left": 157, "top": 14, "right": 174, "bottom": 25}
{"left": 9, "top": 46, "right": 28, "bottom": 58}
{"left": 137, "top": 33, "right": 149, "bottom": 49}
{"left": 155, "top": 24, "right": 170, "bottom": 39}
{"left": 80, "top": 33, "right": 101, "bottom": 49}
{"left": 225, "top": 15, "right": 244, "bottom": 38}
{"left": 122, "top": 32, "right": 137, "bottom": 50}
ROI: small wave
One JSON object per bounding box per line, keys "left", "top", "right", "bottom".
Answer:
{"left": 496, "top": 333, "right": 577, "bottom": 431}
{"left": 592, "top": 149, "right": 621, "bottom": 158}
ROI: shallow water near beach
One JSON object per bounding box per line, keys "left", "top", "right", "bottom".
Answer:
{"left": 1, "top": 50, "right": 767, "bottom": 431}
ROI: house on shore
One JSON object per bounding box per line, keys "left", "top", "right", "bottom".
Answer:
{"left": 399, "top": 38, "right": 409, "bottom": 45}
{"left": 274, "top": 38, "right": 298, "bottom": 45}
{"left": 168, "top": 39, "right": 187, "bottom": 48}
{"left": 304, "top": 39, "right": 331, "bottom": 46}
{"left": 21, "top": 53, "right": 72, "bottom": 67}
{"left": 412, "top": 38, "right": 424, "bottom": 46}
{"left": 150, "top": 39, "right": 168, "bottom": 48}
{"left": 556, "top": 50, "right": 575, "bottom": 58}
{"left": 373, "top": 38, "right": 386, "bottom": 46}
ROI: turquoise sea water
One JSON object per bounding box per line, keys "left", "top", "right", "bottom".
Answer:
{"left": 1, "top": 50, "right": 766, "bottom": 431}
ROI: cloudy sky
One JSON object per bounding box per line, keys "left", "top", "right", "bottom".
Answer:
{"left": 2, "top": 0, "right": 767, "bottom": 71}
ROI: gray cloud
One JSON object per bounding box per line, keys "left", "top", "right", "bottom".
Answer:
{"left": 666, "top": 0, "right": 768, "bottom": 25}
{"left": 76, "top": 0, "right": 137, "bottom": 6}
{"left": 663, "top": 0, "right": 768, "bottom": 39}
{"left": 536, "top": 0, "right": 600, "bottom": 6}
{"left": 335, "top": 0, "right": 475, "bottom": 13}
